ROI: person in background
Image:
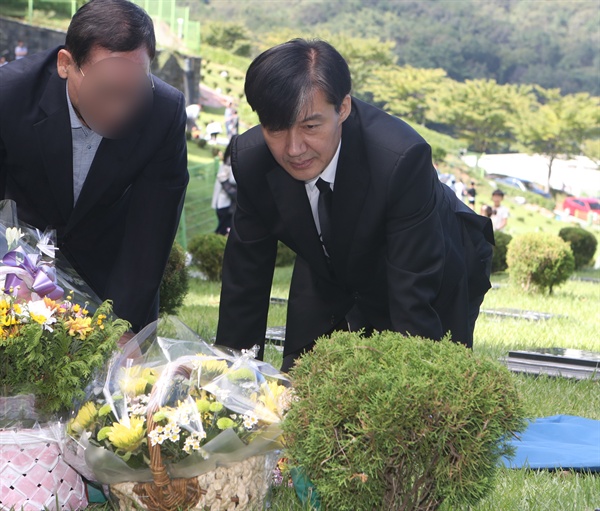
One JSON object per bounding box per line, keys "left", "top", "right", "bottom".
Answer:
{"left": 211, "top": 136, "right": 237, "bottom": 235}
{"left": 14, "top": 40, "right": 28, "bottom": 60}
{"left": 490, "top": 189, "right": 509, "bottom": 231}
{"left": 226, "top": 109, "right": 239, "bottom": 139}
{"left": 466, "top": 180, "right": 477, "bottom": 210}
{"left": 185, "top": 103, "right": 201, "bottom": 137}
{"left": 0, "top": 0, "right": 189, "bottom": 332}
{"left": 0, "top": 56, "right": 7, "bottom": 67}
{"left": 215, "top": 39, "right": 494, "bottom": 372}
{"left": 453, "top": 178, "right": 466, "bottom": 202}
{"left": 206, "top": 120, "right": 222, "bottom": 143}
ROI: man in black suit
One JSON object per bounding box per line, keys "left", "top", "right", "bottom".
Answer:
{"left": 0, "top": 0, "right": 188, "bottom": 331}
{"left": 216, "top": 39, "right": 493, "bottom": 371}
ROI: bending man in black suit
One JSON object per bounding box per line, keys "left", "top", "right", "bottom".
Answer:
{"left": 216, "top": 39, "right": 493, "bottom": 371}
{"left": 0, "top": 0, "right": 189, "bottom": 331}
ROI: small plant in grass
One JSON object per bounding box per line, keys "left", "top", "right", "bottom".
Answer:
{"left": 492, "top": 231, "right": 512, "bottom": 273}
{"left": 283, "top": 331, "right": 526, "bottom": 511}
{"left": 188, "top": 233, "right": 227, "bottom": 281}
{"left": 558, "top": 226, "right": 598, "bottom": 269}
{"left": 159, "top": 242, "right": 189, "bottom": 315}
{"left": 507, "top": 232, "right": 575, "bottom": 294}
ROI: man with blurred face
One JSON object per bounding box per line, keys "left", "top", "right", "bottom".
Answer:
{"left": 0, "top": 0, "right": 189, "bottom": 331}
{"left": 216, "top": 39, "right": 494, "bottom": 372}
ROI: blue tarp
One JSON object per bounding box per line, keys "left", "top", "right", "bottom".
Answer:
{"left": 502, "top": 415, "right": 600, "bottom": 472}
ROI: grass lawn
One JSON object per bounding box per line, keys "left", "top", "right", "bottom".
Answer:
{"left": 171, "top": 265, "right": 600, "bottom": 511}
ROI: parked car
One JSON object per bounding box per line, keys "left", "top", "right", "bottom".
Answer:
{"left": 487, "top": 174, "right": 552, "bottom": 199}
{"left": 562, "top": 197, "right": 600, "bottom": 220}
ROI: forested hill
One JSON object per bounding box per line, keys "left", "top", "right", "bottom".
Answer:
{"left": 184, "top": 0, "right": 599, "bottom": 95}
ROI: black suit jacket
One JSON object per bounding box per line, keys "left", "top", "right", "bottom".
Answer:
{"left": 0, "top": 48, "right": 189, "bottom": 329}
{"left": 216, "top": 98, "right": 494, "bottom": 356}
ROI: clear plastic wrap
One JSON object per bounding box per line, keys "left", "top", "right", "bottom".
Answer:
{"left": 67, "top": 316, "right": 292, "bottom": 485}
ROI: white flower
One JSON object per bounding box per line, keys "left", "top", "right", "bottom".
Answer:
{"left": 5, "top": 227, "right": 24, "bottom": 249}
{"left": 26, "top": 300, "right": 56, "bottom": 330}
{"left": 243, "top": 414, "right": 258, "bottom": 430}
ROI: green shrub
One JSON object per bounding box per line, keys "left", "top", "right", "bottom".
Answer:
{"left": 491, "top": 231, "right": 512, "bottom": 273}
{"left": 284, "top": 332, "right": 526, "bottom": 511}
{"left": 558, "top": 226, "right": 598, "bottom": 269}
{"left": 275, "top": 241, "right": 296, "bottom": 267}
{"left": 188, "top": 233, "right": 228, "bottom": 281}
{"left": 507, "top": 232, "right": 575, "bottom": 294}
{"left": 159, "top": 242, "right": 190, "bottom": 315}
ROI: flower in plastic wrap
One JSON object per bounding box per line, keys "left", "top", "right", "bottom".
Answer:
{"left": 67, "top": 318, "right": 293, "bottom": 485}
{"left": 0, "top": 200, "right": 130, "bottom": 417}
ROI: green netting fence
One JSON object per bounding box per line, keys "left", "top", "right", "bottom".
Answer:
{"left": 176, "top": 158, "right": 220, "bottom": 250}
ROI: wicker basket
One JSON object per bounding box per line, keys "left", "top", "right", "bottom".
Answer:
{"left": 110, "top": 453, "right": 274, "bottom": 511}
{"left": 0, "top": 428, "right": 88, "bottom": 511}
{"left": 109, "top": 366, "right": 276, "bottom": 511}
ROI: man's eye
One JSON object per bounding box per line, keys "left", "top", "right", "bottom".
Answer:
{"left": 305, "top": 124, "right": 319, "bottom": 130}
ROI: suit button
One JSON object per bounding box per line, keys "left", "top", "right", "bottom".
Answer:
{"left": 330, "top": 315, "right": 336, "bottom": 325}
{"left": 353, "top": 292, "right": 360, "bottom": 300}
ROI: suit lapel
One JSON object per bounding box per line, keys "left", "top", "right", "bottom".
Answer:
{"left": 330, "top": 110, "right": 370, "bottom": 282}
{"left": 266, "top": 166, "right": 332, "bottom": 279}
{"left": 67, "top": 132, "right": 141, "bottom": 230}
{"left": 33, "top": 70, "right": 74, "bottom": 224}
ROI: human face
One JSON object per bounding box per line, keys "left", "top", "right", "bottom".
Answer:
{"left": 262, "top": 91, "right": 352, "bottom": 182}
{"left": 57, "top": 46, "right": 153, "bottom": 137}
{"left": 492, "top": 194, "right": 503, "bottom": 207}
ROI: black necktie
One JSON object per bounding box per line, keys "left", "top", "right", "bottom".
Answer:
{"left": 316, "top": 178, "right": 333, "bottom": 257}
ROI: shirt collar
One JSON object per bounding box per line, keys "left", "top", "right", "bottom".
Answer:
{"left": 305, "top": 140, "right": 342, "bottom": 190}
{"left": 65, "top": 84, "right": 84, "bottom": 130}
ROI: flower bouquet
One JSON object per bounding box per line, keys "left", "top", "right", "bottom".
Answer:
{"left": 68, "top": 318, "right": 292, "bottom": 511}
{"left": 0, "top": 200, "right": 129, "bottom": 511}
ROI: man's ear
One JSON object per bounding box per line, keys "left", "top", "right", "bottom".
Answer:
{"left": 56, "top": 49, "right": 73, "bottom": 79}
{"left": 338, "top": 94, "right": 352, "bottom": 124}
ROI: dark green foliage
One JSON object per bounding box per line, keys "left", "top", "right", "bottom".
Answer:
{"left": 0, "top": 301, "right": 129, "bottom": 415}
{"left": 284, "top": 331, "right": 526, "bottom": 511}
{"left": 507, "top": 232, "right": 575, "bottom": 294}
{"left": 275, "top": 241, "right": 296, "bottom": 267}
{"left": 188, "top": 233, "right": 228, "bottom": 281}
{"left": 558, "top": 227, "right": 598, "bottom": 269}
{"left": 159, "top": 242, "right": 190, "bottom": 315}
{"left": 492, "top": 231, "right": 512, "bottom": 273}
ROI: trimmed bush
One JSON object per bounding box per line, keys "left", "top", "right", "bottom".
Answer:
{"left": 159, "top": 242, "right": 190, "bottom": 315}
{"left": 507, "top": 232, "right": 575, "bottom": 294}
{"left": 491, "top": 231, "right": 512, "bottom": 273}
{"left": 284, "top": 332, "right": 525, "bottom": 511}
{"left": 188, "top": 233, "right": 228, "bottom": 281}
{"left": 558, "top": 226, "right": 598, "bottom": 269}
{"left": 275, "top": 241, "right": 296, "bottom": 267}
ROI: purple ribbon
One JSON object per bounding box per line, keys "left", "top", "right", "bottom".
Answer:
{"left": 1, "top": 246, "right": 64, "bottom": 300}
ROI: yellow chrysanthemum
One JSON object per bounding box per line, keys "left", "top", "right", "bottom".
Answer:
{"left": 255, "top": 381, "right": 290, "bottom": 423}
{"left": 118, "top": 366, "right": 158, "bottom": 396}
{"left": 68, "top": 402, "right": 98, "bottom": 435}
{"left": 105, "top": 417, "right": 146, "bottom": 452}
{"left": 65, "top": 316, "right": 93, "bottom": 339}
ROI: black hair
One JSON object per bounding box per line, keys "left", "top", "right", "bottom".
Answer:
{"left": 244, "top": 39, "right": 352, "bottom": 131}
{"left": 492, "top": 189, "right": 505, "bottom": 197}
{"left": 65, "top": 0, "right": 156, "bottom": 67}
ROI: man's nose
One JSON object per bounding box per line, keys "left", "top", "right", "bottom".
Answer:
{"left": 286, "top": 129, "right": 307, "bottom": 158}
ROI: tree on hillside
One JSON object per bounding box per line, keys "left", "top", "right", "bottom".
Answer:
{"left": 367, "top": 66, "right": 449, "bottom": 125}
{"left": 431, "top": 79, "right": 533, "bottom": 155}
{"left": 513, "top": 88, "right": 600, "bottom": 192}
{"left": 326, "top": 34, "right": 397, "bottom": 96}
